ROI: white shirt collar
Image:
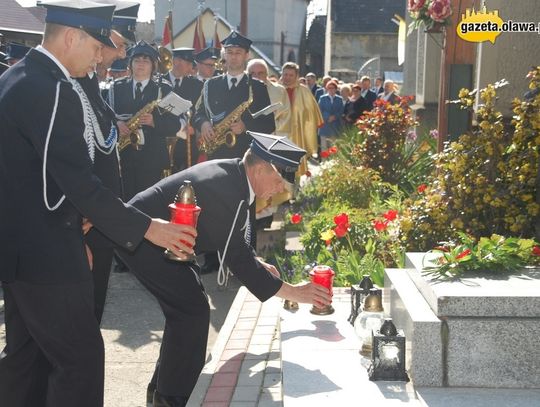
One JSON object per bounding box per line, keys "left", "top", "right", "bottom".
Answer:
{"left": 35, "top": 45, "right": 71, "bottom": 80}
{"left": 133, "top": 78, "right": 150, "bottom": 92}
{"left": 169, "top": 72, "right": 183, "bottom": 85}
{"left": 245, "top": 171, "right": 255, "bottom": 205}
{"left": 361, "top": 89, "right": 368, "bottom": 97}
{"left": 227, "top": 73, "right": 245, "bottom": 88}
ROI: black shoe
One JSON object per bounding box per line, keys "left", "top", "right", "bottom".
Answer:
{"left": 153, "top": 391, "right": 188, "bottom": 407}
{"left": 146, "top": 384, "right": 156, "bottom": 406}
{"left": 200, "top": 252, "right": 219, "bottom": 274}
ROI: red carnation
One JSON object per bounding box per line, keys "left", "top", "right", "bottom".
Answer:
{"left": 291, "top": 213, "right": 302, "bottom": 224}
{"left": 305, "top": 170, "right": 312, "bottom": 177}
{"left": 456, "top": 249, "right": 471, "bottom": 260}
{"left": 373, "top": 220, "right": 389, "bottom": 232}
{"left": 383, "top": 209, "right": 398, "bottom": 221}
{"left": 417, "top": 184, "right": 427, "bottom": 193}
{"left": 320, "top": 150, "right": 330, "bottom": 159}
{"left": 532, "top": 246, "right": 540, "bottom": 256}
{"left": 328, "top": 146, "right": 338, "bottom": 155}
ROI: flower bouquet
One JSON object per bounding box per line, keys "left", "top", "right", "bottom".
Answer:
{"left": 408, "top": 0, "right": 452, "bottom": 33}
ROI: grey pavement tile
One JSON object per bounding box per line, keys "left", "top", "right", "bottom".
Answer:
{"left": 232, "top": 385, "right": 261, "bottom": 402}
{"left": 240, "top": 359, "right": 267, "bottom": 373}
{"left": 236, "top": 371, "right": 264, "bottom": 387}
{"left": 263, "top": 372, "right": 282, "bottom": 388}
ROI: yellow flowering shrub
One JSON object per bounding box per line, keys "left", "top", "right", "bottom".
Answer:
{"left": 402, "top": 68, "right": 540, "bottom": 250}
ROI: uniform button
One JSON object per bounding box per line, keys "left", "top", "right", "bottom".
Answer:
{"left": 65, "top": 221, "right": 72, "bottom": 227}
{"left": 125, "top": 241, "right": 133, "bottom": 249}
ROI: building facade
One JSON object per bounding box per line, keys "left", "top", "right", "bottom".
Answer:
{"left": 155, "top": 0, "right": 309, "bottom": 66}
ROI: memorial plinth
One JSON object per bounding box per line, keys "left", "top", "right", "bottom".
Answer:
{"left": 386, "top": 253, "right": 540, "bottom": 389}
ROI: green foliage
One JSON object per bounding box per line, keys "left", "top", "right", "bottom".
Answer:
{"left": 423, "top": 233, "right": 540, "bottom": 278}
{"left": 401, "top": 71, "right": 540, "bottom": 251}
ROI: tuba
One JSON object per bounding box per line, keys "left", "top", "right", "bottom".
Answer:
{"left": 158, "top": 47, "right": 173, "bottom": 75}
{"left": 199, "top": 84, "right": 253, "bottom": 155}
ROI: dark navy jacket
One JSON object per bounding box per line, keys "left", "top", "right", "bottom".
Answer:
{"left": 0, "top": 49, "right": 150, "bottom": 283}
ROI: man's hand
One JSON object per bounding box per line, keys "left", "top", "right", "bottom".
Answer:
{"left": 117, "top": 120, "right": 130, "bottom": 137}
{"left": 229, "top": 119, "right": 245, "bottom": 135}
{"left": 328, "top": 114, "right": 336, "bottom": 123}
{"left": 138, "top": 113, "right": 155, "bottom": 127}
{"left": 275, "top": 282, "right": 332, "bottom": 308}
{"left": 144, "top": 219, "right": 197, "bottom": 260}
{"left": 82, "top": 218, "right": 93, "bottom": 235}
{"left": 199, "top": 121, "right": 215, "bottom": 145}
{"left": 85, "top": 244, "right": 93, "bottom": 270}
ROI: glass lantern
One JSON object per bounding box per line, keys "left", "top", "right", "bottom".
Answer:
{"left": 368, "top": 318, "right": 409, "bottom": 382}
{"left": 354, "top": 288, "right": 385, "bottom": 356}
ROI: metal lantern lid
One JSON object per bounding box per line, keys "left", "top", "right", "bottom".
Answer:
{"left": 359, "top": 275, "right": 374, "bottom": 291}
{"left": 379, "top": 318, "right": 398, "bottom": 336}
{"left": 363, "top": 289, "right": 383, "bottom": 312}
{"left": 174, "top": 180, "right": 197, "bottom": 205}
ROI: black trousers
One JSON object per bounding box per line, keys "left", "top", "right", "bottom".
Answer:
{"left": 89, "top": 246, "right": 114, "bottom": 324}
{"left": 0, "top": 280, "right": 104, "bottom": 407}
{"left": 127, "top": 259, "right": 210, "bottom": 398}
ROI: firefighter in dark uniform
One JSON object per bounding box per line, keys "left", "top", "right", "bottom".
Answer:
{"left": 110, "top": 40, "right": 182, "bottom": 200}
{"left": 194, "top": 46, "right": 218, "bottom": 81}
{"left": 0, "top": 2, "right": 195, "bottom": 406}
{"left": 166, "top": 47, "right": 203, "bottom": 171}
{"left": 78, "top": 0, "right": 140, "bottom": 324}
{"left": 193, "top": 31, "right": 275, "bottom": 274}
{"left": 193, "top": 30, "right": 275, "bottom": 161}
{"left": 117, "top": 133, "right": 332, "bottom": 407}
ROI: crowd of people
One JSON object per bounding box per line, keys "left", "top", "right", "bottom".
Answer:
{"left": 0, "top": 1, "right": 401, "bottom": 406}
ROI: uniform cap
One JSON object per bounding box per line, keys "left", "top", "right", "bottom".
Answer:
{"left": 4, "top": 42, "right": 31, "bottom": 61}
{"left": 248, "top": 132, "right": 306, "bottom": 183}
{"left": 129, "top": 40, "right": 159, "bottom": 61}
{"left": 111, "top": 1, "right": 139, "bottom": 43}
{"left": 172, "top": 47, "right": 195, "bottom": 62}
{"left": 109, "top": 56, "right": 129, "bottom": 71}
{"left": 194, "top": 47, "right": 217, "bottom": 62}
{"left": 39, "top": 0, "right": 116, "bottom": 48}
{"left": 221, "top": 30, "right": 252, "bottom": 51}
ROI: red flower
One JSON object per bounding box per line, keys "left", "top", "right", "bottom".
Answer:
{"left": 305, "top": 170, "right": 312, "bottom": 177}
{"left": 320, "top": 150, "right": 330, "bottom": 159}
{"left": 333, "top": 224, "right": 348, "bottom": 238}
{"left": 456, "top": 249, "right": 471, "bottom": 260}
{"left": 333, "top": 213, "right": 349, "bottom": 227}
{"left": 383, "top": 209, "right": 398, "bottom": 221}
{"left": 417, "top": 184, "right": 427, "bottom": 193}
{"left": 427, "top": 0, "right": 452, "bottom": 22}
{"left": 373, "top": 220, "right": 389, "bottom": 232}
{"left": 291, "top": 213, "right": 302, "bottom": 224}
{"left": 328, "top": 146, "right": 338, "bottom": 155}
{"left": 408, "top": 0, "right": 426, "bottom": 12}
{"left": 325, "top": 239, "right": 332, "bottom": 247}
{"left": 532, "top": 246, "right": 540, "bottom": 256}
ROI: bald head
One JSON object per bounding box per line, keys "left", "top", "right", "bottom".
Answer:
{"left": 247, "top": 58, "right": 268, "bottom": 82}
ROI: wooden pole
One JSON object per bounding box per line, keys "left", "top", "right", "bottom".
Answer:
{"left": 240, "top": 0, "right": 248, "bottom": 35}
{"left": 168, "top": 10, "right": 175, "bottom": 48}
{"left": 437, "top": 0, "right": 478, "bottom": 152}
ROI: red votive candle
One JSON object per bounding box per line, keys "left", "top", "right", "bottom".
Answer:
{"left": 309, "top": 265, "right": 335, "bottom": 315}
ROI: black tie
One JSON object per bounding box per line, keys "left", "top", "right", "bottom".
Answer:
{"left": 135, "top": 82, "right": 142, "bottom": 101}
{"left": 174, "top": 78, "right": 180, "bottom": 91}
{"left": 230, "top": 77, "right": 237, "bottom": 89}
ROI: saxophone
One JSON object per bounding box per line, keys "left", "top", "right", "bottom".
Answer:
{"left": 199, "top": 84, "right": 253, "bottom": 155}
{"left": 118, "top": 100, "right": 160, "bottom": 151}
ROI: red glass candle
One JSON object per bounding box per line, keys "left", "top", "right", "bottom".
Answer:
{"left": 165, "top": 180, "right": 201, "bottom": 261}
{"left": 309, "top": 265, "right": 335, "bottom": 315}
